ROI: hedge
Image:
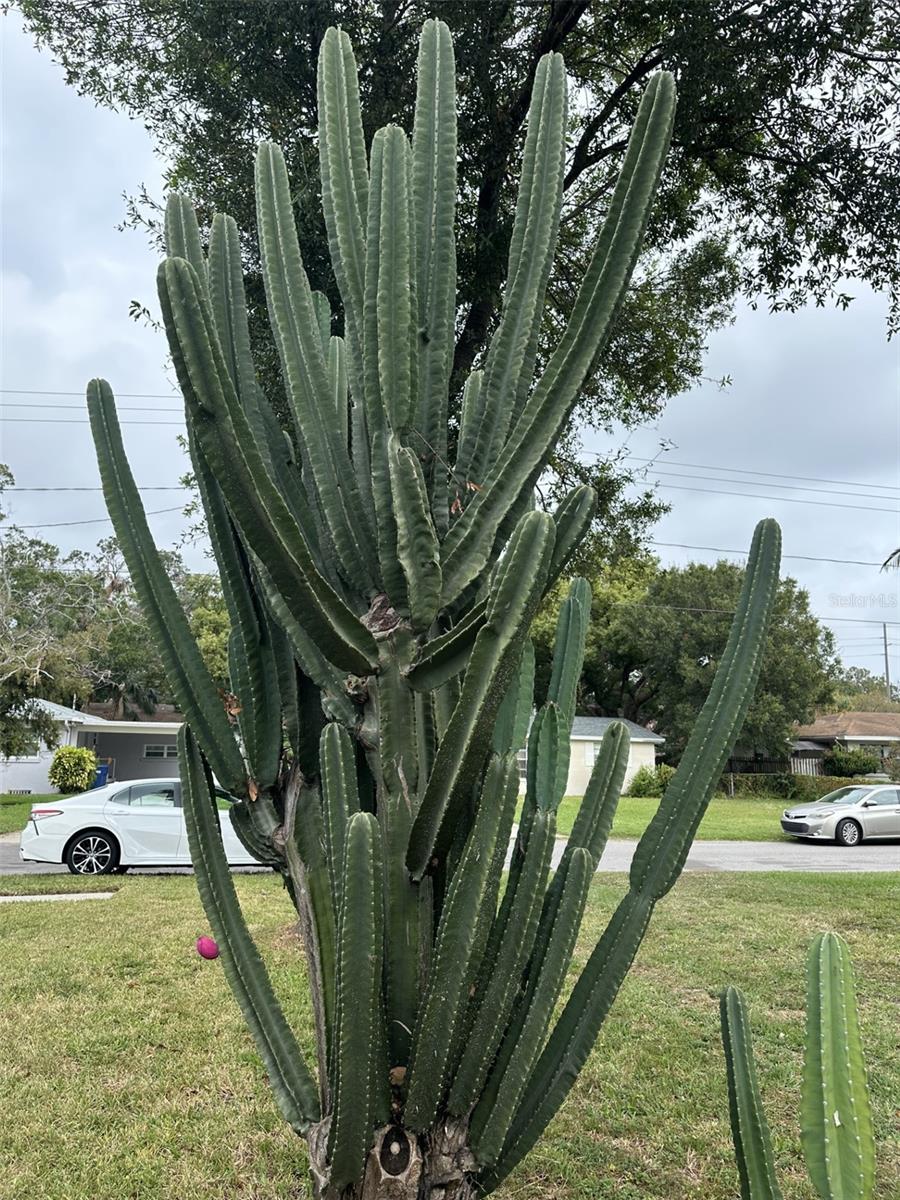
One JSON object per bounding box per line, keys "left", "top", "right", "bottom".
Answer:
{"left": 716, "top": 773, "right": 876, "bottom": 802}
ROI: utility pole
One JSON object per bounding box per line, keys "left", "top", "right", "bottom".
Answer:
{"left": 883, "top": 623, "right": 892, "bottom": 699}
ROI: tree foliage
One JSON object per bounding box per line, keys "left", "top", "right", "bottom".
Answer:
{"left": 0, "top": 469, "right": 231, "bottom": 750}
{"left": 16, "top": 0, "right": 900, "bottom": 538}
{"left": 534, "top": 555, "right": 838, "bottom": 758}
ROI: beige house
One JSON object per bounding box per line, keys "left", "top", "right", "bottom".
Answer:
{"left": 519, "top": 716, "right": 665, "bottom": 796}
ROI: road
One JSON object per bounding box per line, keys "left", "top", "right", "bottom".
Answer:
{"left": 1, "top": 830, "right": 896, "bottom": 877}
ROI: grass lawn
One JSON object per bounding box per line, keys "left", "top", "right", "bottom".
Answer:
{"left": 550, "top": 794, "right": 790, "bottom": 842}
{"left": 0, "top": 871, "right": 896, "bottom": 1200}
{"left": 1, "top": 793, "right": 790, "bottom": 842}
{"left": 0, "top": 793, "right": 57, "bottom": 835}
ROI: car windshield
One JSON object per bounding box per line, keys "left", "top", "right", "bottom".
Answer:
{"left": 815, "top": 787, "right": 869, "bottom": 806}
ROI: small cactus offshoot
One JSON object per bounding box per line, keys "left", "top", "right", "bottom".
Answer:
{"left": 721, "top": 933, "right": 876, "bottom": 1200}
{"left": 88, "top": 18, "right": 782, "bottom": 1200}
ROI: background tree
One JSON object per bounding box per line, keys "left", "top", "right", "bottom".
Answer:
{"left": 831, "top": 664, "right": 900, "bottom": 711}
{"left": 534, "top": 556, "right": 838, "bottom": 758}
{"left": 16, "top": 0, "right": 900, "bottom": 547}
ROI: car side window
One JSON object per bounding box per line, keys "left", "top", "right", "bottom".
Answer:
{"left": 128, "top": 784, "right": 178, "bottom": 809}
{"left": 871, "top": 788, "right": 900, "bottom": 806}
{"left": 109, "top": 787, "right": 132, "bottom": 806}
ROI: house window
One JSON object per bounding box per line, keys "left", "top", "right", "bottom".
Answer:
{"left": 143, "top": 744, "right": 178, "bottom": 760}
{"left": 516, "top": 748, "right": 528, "bottom": 783}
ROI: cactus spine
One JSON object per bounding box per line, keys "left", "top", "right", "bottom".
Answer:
{"left": 88, "top": 19, "right": 782, "bottom": 1200}
{"left": 721, "top": 933, "right": 876, "bottom": 1200}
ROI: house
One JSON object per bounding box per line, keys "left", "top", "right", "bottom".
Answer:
{"left": 791, "top": 711, "right": 900, "bottom": 773}
{"left": 519, "top": 715, "right": 665, "bottom": 796}
{"left": 1, "top": 700, "right": 182, "bottom": 794}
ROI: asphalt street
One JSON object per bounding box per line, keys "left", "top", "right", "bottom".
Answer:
{"left": 1, "top": 830, "right": 896, "bottom": 876}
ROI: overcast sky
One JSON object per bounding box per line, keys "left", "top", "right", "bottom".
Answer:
{"left": 3, "top": 12, "right": 899, "bottom": 681}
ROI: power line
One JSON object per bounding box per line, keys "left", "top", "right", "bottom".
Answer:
{"left": 1, "top": 506, "right": 184, "bottom": 530}
{"left": 652, "top": 481, "right": 898, "bottom": 515}
{"left": 650, "top": 466, "right": 896, "bottom": 504}
{"left": 2, "top": 402, "right": 182, "bottom": 413}
{"left": 648, "top": 539, "right": 883, "bottom": 568}
{"left": 1, "top": 388, "right": 177, "bottom": 399}
{"left": 625, "top": 455, "right": 900, "bottom": 494}
{"left": 9, "top": 486, "right": 188, "bottom": 493}
{"left": 1, "top": 418, "right": 184, "bottom": 426}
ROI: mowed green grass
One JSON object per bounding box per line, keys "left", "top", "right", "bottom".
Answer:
{"left": 1, "top": 793, "right": 790, "bottom": 842}
{"left": 549, "top": 794, "right": 789, "bottom": 841}
{"left": 0, "top": 793, "right": 57, "bottom": 835}
{"left": 0, "top": 871, "right": 896, "bottom": 1200}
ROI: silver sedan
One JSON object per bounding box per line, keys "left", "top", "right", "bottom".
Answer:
{"left": 781, "top": 784, "right": 900, "bottom": 846}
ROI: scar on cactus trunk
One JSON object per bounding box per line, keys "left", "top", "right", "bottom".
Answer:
{"left": 87, "top": 15, "right": 782, "bottom": 1200}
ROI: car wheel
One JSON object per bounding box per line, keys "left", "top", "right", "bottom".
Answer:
{"left": 65, "top": 830, "right": 120, "bottom": 875}
{"left": 835, "top": 819, "right": 862, "bottom": 848}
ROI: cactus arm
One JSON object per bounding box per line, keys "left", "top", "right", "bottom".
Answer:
{"left": 802, "top": 933, "right": 875, "bottom": 1200}
{"left": 157, "top": 256, "right": 378, "bottom": 673}
{"left": 406, "top": 601, "right": 487, "bottom": 692}
{"left": 492, "top": 639, "right": 535, "bottom": 756}
{"left": 405, "top": 511, "right": 555, "bottom": 879}
{"left": 486, "top": 519, "right": 781, "bottom": 1189}
{"left": 317, "top": 27, "right": 368, "bottom": 406}
{"left": 328, "top": 335, "right": 350, "bottom": 449}
{"left": 179, "top": 726, "right": 320, "bottom": 1131}
{"left": 472, "top": 846, "right": 592, "bottom": 1166}
{"left": 404, "top": 753, "right": 518, "bottom": 1130}
{"left": 628, "top": 518, "right": 782, "bottom": 897}
{"left": 407, "top": 487, "right": 594, "bottom": 694}
{"left": 312, "top": 290, "right": 332, "bottom": 355}
{"left": 463, "top": 52, "right": 566, "bottom": 485}
{"left": 164, "top": 192, "right": 208, "bottom": 288}
{"left": 720, "top": 986, "right": 784, "bottom": 1200}
{"left": 328, "top": 812, "right": 386, "bottom": 1190}
{"left": 87, "top": 380, "right": 247, "bottom": 794}
{"left": 453, "top": 370, "right": 485, "bottom": 495}
{"left": 373, "top": 125, "right": 417, "bottom": 434}
{"left": 412, "top": 18, "right": 456, "bottom": 533}
{"left": 370, "top": 427, "right": 409, "bottom": 607}
{"left": 389, "top": 436, "right": 442, "bottom": 632}
{"left": 186, "top": 424, "right": 282, "bottom": 789}
{"left": 320, "top": 723, "right": 360, "bottom": 919}
{"left": 251, "top": 558, "right": 358, "bottom": 728}
{"left": 440, "top": 73, "right": 676, "bottom": 605}
{"left": 255, "top": 141, "right": 376, "bottom": 592}
{"left": 448, "top": 810, "right": 554, "bottom": 1116}
{"left": 565, "top": 720, "right": 629, "bottom": 863}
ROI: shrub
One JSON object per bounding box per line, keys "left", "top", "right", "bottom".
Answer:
{"left": 718, "top": 773, "right": 865, "bottom": 802}
{"left": 626, "top": 763, "right": 674, "bottom": 797}
{"left": 47, "top": 746, "right": 97, "bottom": 794}
{"left": 822, "top": 746, "right": 881, "bottom": 777}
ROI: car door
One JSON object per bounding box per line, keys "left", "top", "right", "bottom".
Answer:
{"left": 106, "top": 782, "right": 184, "bottom": 863}
{"left": 860, "top": 787, "right": 900, "bottom": 838}
{"left": 214, "top": 790, "right": 259, "bottom": 866}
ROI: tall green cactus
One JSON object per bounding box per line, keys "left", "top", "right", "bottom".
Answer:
{"left": 87, "top": 19, "right": 782, "bottom": 1200}
{"left": 720, "top": 933, "right": 876, "bottom": 1200}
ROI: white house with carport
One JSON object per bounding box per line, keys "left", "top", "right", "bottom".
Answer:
{"left": 1, "top": 699, "right": 182, "bottom": 794}
{"left": 519, "top": 715, "right": 665, "bottom": 795}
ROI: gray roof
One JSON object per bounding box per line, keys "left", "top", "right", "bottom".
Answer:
{"left": 570, "top": 715, "right": 664, "bottom": 744}
{"left": 34, "top": 699, "right": 106, "bottom": 724}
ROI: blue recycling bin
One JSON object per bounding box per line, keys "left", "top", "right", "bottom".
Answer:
{"left": 92, "top": 762, "right": 110, "bottom": 789}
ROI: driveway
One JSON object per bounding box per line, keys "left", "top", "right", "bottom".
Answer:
{"left": 1, "top": 829, "right": 895, "bottom": 876}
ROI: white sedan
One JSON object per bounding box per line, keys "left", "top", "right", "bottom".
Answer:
{"left": 18, "top": 778, "right": 260, "bottom": 874}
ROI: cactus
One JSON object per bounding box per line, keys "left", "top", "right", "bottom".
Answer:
{"left": 720, "top": 932, "right": 876, "bottom": 1200}
{"left": 87, "top": 19, "right": 782, "bottom": 1200}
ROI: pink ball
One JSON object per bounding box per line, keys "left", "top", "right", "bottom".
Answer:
{"left": 196, "top": 936, "right": 220, "bottom": 960}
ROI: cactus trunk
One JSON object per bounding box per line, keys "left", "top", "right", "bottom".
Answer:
{"left": 88, "top": 18, "right": 782, "bottom": 1199}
